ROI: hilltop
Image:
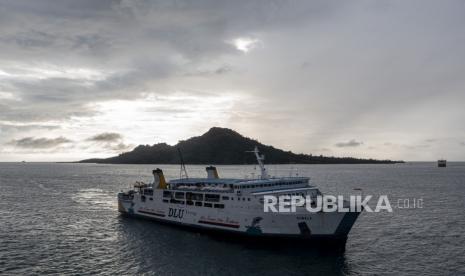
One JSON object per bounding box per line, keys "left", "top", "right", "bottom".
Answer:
{"left": 79, "top": 127, "right": 402, "bottom": 164}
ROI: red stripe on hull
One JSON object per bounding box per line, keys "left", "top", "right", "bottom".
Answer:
{"left": 138, "top": 209, "right": 166, "bottom": 217}
{"left": 198, "top": 220, "right": 240, "bottom": 229}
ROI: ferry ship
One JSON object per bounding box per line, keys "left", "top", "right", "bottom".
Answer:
{"left": 118, "top": 147, "right": 361, "bottom": 242}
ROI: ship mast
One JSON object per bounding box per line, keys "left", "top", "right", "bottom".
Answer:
{"left": 248, "top": 146, "right": 269, "bottom": 179}
{"left": 177, "top": 148, "right": 189, "bottom": 179}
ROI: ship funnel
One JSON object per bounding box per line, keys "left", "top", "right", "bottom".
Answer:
{"left": 206, "top": 166, "right": 219, "bottom": 179}
{"left": 153, "top": 168, "right": 167, "bottom": 189}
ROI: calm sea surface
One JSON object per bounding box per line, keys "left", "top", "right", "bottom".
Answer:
{"left": 0, "top": 162, "right": 464, "bottom": 275}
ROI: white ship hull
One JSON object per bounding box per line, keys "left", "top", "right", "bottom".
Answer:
{"left": 118, "top": 190, "right": 360, "bottom": 241}
{"left": 117, "top": 148, "right": 361, "bottom": 243}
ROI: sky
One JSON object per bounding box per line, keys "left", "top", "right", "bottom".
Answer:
{"left": 0, "top": 0, "right": 464, "bottom": 162}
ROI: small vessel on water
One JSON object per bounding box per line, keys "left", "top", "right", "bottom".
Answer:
{"left": 118, "top": 147, "right": 361, "bottom": 243}
{"left": 438, "top": 159, "right": 447, "bottom": 167}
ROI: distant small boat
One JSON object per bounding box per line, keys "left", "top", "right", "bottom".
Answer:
{"left": 438, "top": 159, "right": 446, "bottom": 167}
{"left": 21, "top": 161, "right": 26, "bottom": 163}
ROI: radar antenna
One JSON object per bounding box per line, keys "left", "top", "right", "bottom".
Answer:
{"left": 246, "top": 146, "right": 269, "bottom": 179}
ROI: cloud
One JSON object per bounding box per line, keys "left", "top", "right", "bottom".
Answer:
{"left": 230, "top": 37, "right": 262, "bottom": 53}
{"left": 84, "top": 132, "right": 133, "bottom": 152}
{"left": 87, "top": 132, "right": 122, "bottom": 142}
{"left": 104, "top": 142, "right": 133, "bottom": 152}
{"left": 335, "top": 139, "right": 363, "bottom": 148}
{"left": 184, "top": 64, "right": 233, "bottom": 77}
{"left": 0, "top": 123, "right": 60, "bottom": 132}
{"left": 1, "top": 1, "right": 465, "bottom": 161}
{"left": 8, "top": 136, "right": 72, "bottom": 148}
{"left": 315, "top": 147, "right": 331, "bottom": 152}
{"left": 404, "top": 144, "right": 430, "bottom": 150}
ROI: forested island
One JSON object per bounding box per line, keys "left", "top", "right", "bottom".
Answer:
{"left": 79, "top": 127, "right": 403, "bottom": 164}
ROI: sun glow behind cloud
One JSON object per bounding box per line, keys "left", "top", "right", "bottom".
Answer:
{"left": 81, "top": 92, "right": 242, "bottom": 146}
{"left": 0, "top": 92, "right": 244, "bottom": 161}
{"left": 231, "top": 37, "right": 261, "bottom": 53}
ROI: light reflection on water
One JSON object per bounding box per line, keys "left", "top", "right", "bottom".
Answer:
{"left": 0, "top": 162, "right": 464, "bottom": 275}
{"left": 72, "top": 188, "right": 118, "bottom": 211}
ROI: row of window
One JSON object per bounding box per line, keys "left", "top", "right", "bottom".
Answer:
{"left": 163, "top": 191, "right": 224, "bottom": 202}
{"left": 232, "top": 197, "right": 251, "bottom": 201}
{"left": 162, "top": 190, "right": 255, "bottom": 202}
{"left": 175, "top": 183, "right": 233, "bottom": 189}
{"left": 162, "top": 198, "right": 225, "bottom": 209}
{"left": 238, "top": 181, "right": 304, "bottom": 189}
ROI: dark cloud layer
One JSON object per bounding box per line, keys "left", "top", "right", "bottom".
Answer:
{"left": 8, "top": 136, "right": 72, "bottom": 148}
{"left": 84, "top": 132, "right": 133, "bottom": 152}
{"left": 104, "top": 142, "right": 133, "bottom": 152}
{"left": 335, "top": 139, "right": 363, "bottom": 148}
{"left": 87, "top": 132, "right": 122, "bottom": 142}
